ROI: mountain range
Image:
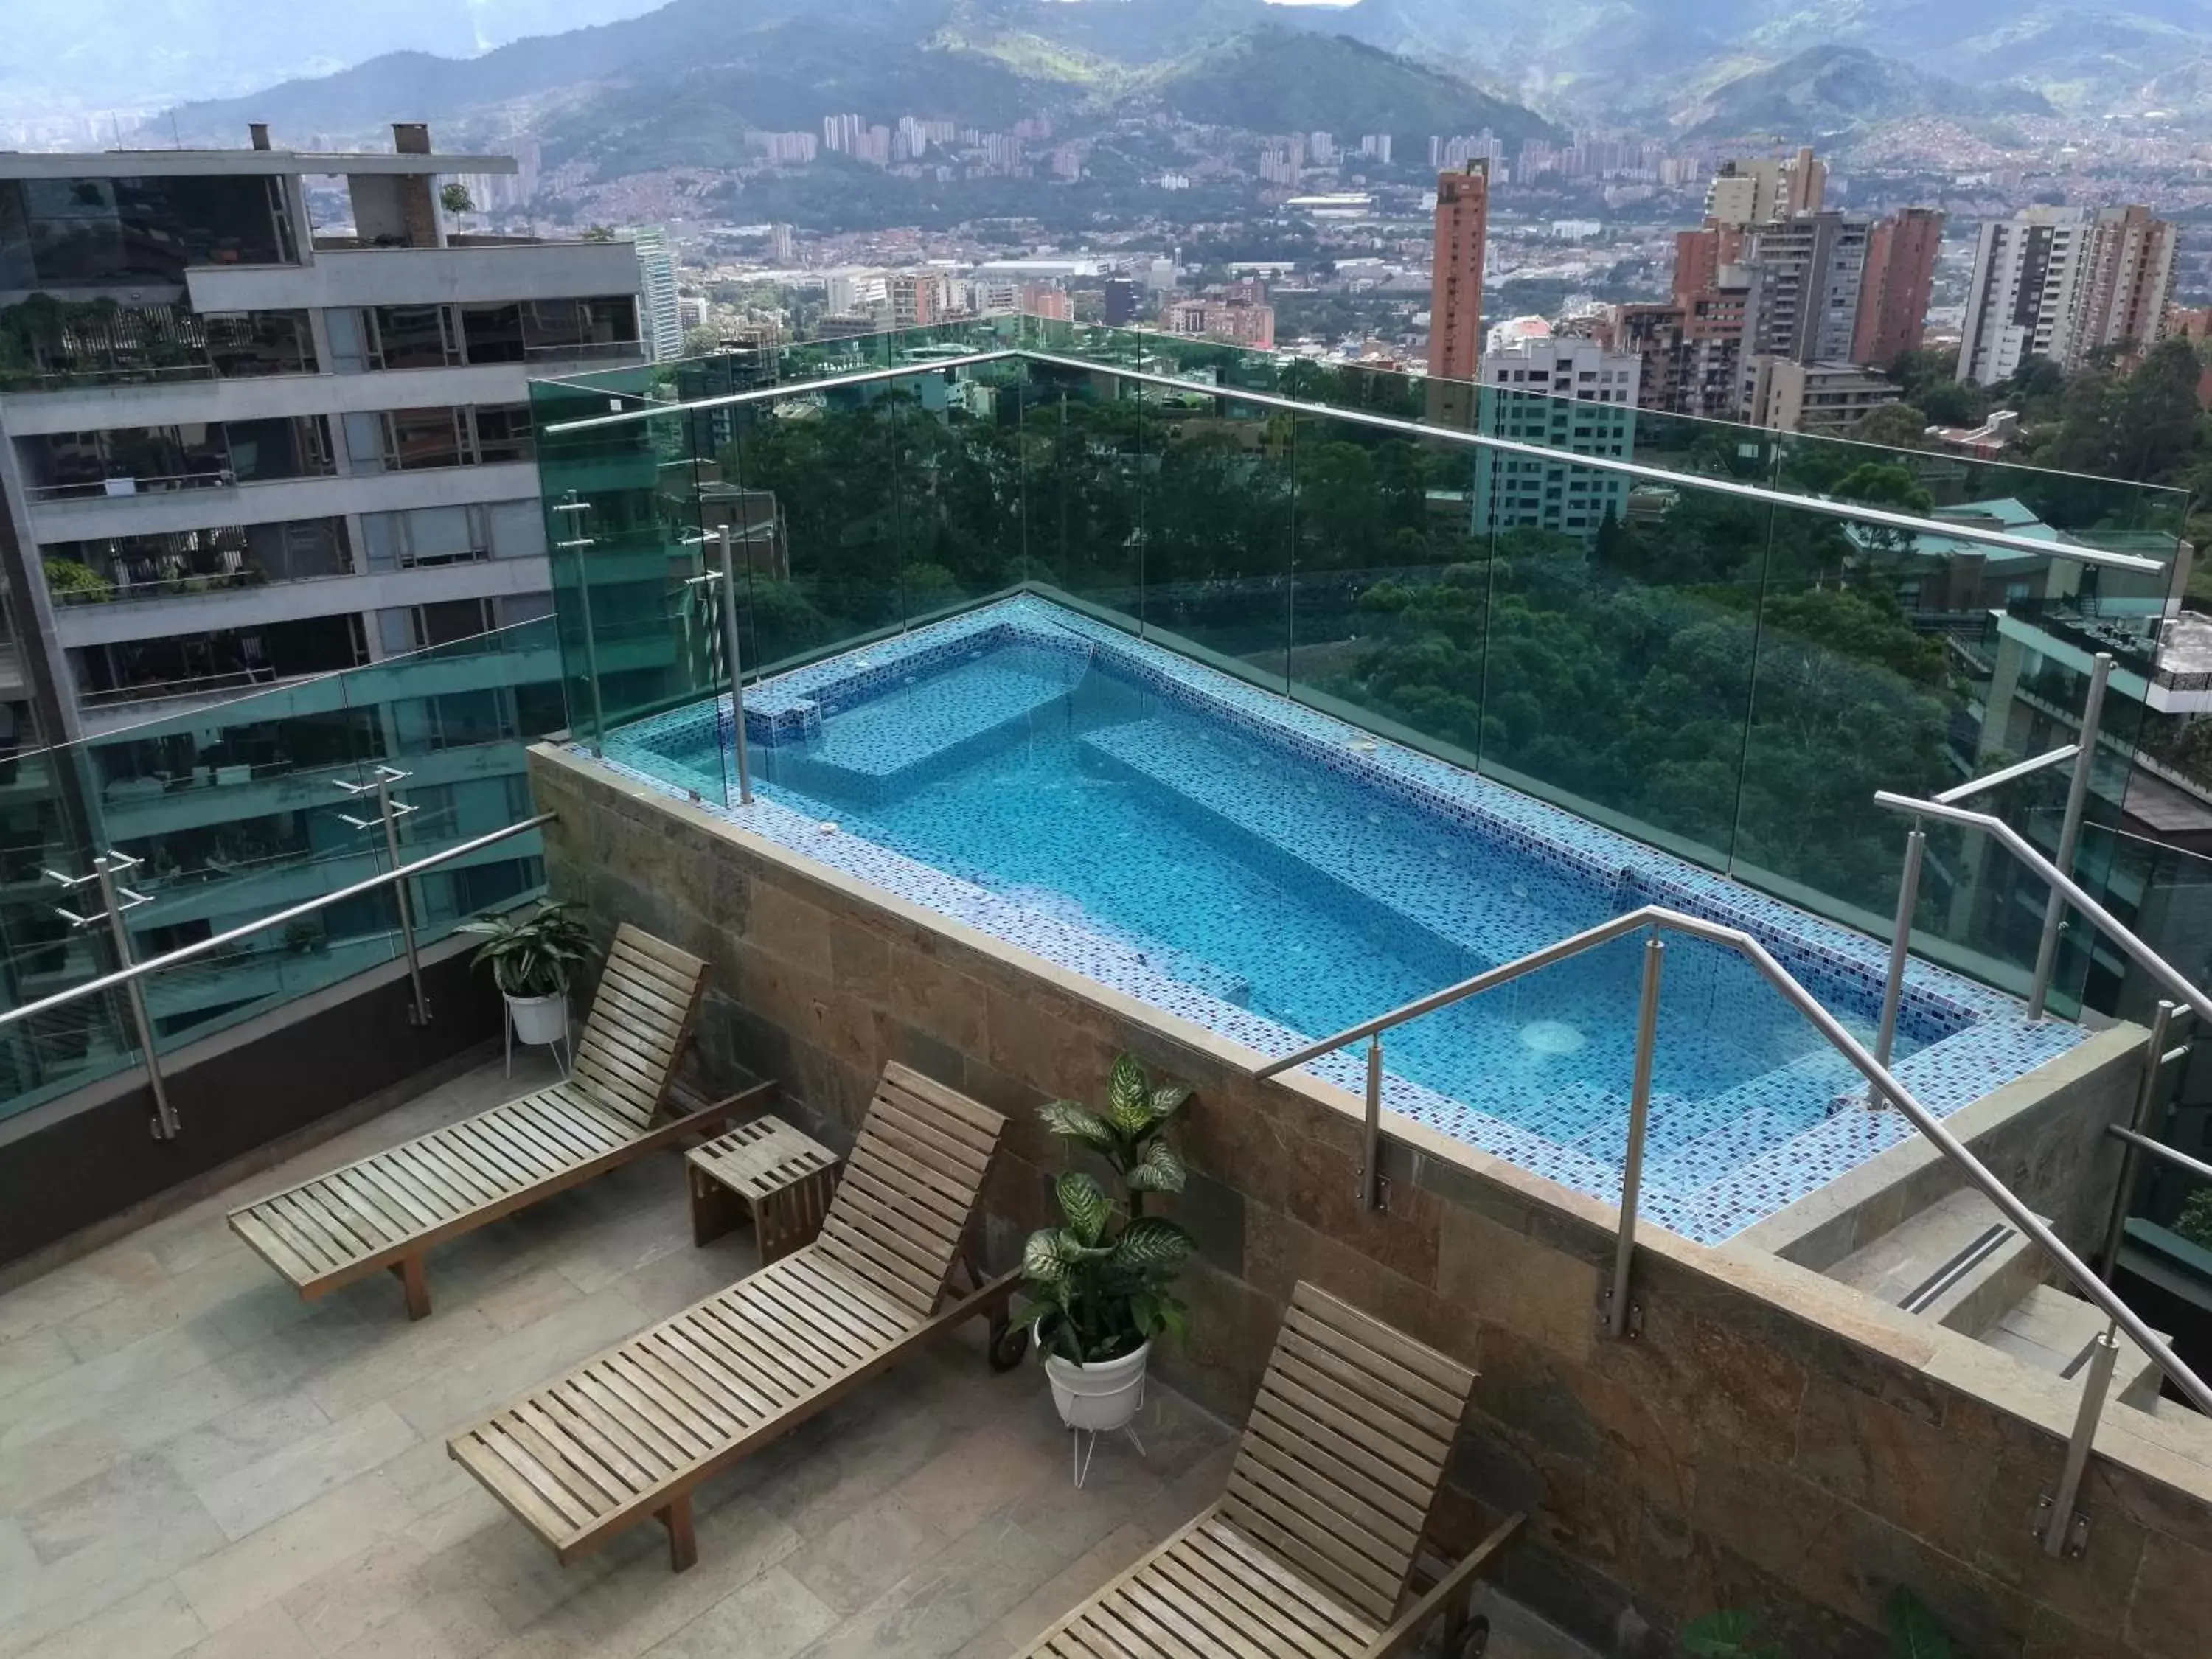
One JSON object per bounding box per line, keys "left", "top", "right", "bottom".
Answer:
{"left": 12, "top": 0, "right": 2209, "bottom": 173}
{"left": 155, "top": 0, "right": 1564, "bottom": 159}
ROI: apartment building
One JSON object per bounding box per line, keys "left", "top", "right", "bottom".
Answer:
{"left": 0, "top": 125, "right": 642, "bottom": 742}
{"left": 0, "top": 127, "right": 641, "bottom": 1008}
{"left": 1957, "top": 204, "right": 2175, "bottom": 386}
{"left": 1746, "top": 357, "right": 1901, "bottom": 434}
{"left": 1852, "top": 206, "right": 1944, "bottom": 369}
{"left": 1425, "top": 161, "right": 1489, "bottom": 428}
{"left": 1474, "top": 335, "right": 1641, "bottom": 540}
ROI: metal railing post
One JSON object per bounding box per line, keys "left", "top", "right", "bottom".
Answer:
{"left": 718, "top": 524, "right": 754, "bottom": 806}
{"left": 334, "top": 766, "right": 428, "bottom": 1025}
{"left": 553, "top": 495, "right": 605, "bottom": 755}
{"left": 1606, "top": 933, "right": 1664, "bottom": 1340}
{"left": 2039, "top": 1323, "right": 2120, "bottom": 1558}
{"left": 1873, "top": 819, "right": 1925, "bottom": 1103}
{"left": 2098, "top": 1000, "right": 2173, "bottom": 1282}
{"left": 1360, "top": 1034, "right": 1384, "bottom": 1212}
{"left": 2028, "top": 653, "right": 2111, "bottom": 1020}
{"left": 46, "top": 854, "right": 175, "bottom": 1140}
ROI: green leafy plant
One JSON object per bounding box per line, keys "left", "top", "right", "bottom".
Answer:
{"left": 1683, "top": 1589, "right": 1953, "bottom": 1659}
{"left": 1016, "top": 1054, "right": 1195, "bottom": 1365}
{"left": 44, "top": 557, "right": 114, "bottom": 605}
{"left": 456, "top": 900, "right": 597, "bottom": 998}
{"left": 439, "top": 182, "right": 475, "bottom": 216}
{"left": 2174, "top": 1183, "right": 2212, "bottom": 1251}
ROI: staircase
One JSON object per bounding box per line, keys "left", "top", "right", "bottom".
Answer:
{"left": 1825, "top": 1188, "right": 2173, "bottom": 1410}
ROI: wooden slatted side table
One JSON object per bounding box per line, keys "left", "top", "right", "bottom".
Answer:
{"left": 686, "top": 1116, "right": 841, "bottom": 1264}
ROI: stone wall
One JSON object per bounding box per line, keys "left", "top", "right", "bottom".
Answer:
{"left": 534, "top": 744, "right": 2212, "bottom": 1659}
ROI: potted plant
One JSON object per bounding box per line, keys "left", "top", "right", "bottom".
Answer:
{"left": 458, "top": 900, "right": 597, "bottom": 1047}
{"left": 1015, "top": 1053, "right": 1195, "bottom": 1436}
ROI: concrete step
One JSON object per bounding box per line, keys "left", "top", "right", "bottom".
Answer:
{"left": 1827, "top": 1187, "right": 2052, "bottom": 1338}
{"left": 1983, "top": 1285, "right": 2174, "bottom": 1411}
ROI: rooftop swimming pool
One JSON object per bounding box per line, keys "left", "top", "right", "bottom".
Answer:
{"left": 597, "top": 596, "right": 2083, "bottom": 1243}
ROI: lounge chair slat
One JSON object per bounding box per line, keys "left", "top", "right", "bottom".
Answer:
{"left": 229, "top": 927, "right": 728, "bottom": 1318}
{"left": 450, "top": 1065, "right": 1012, "bottom": 1572}
{"left": 1020, "top": 1286, "right": 1506, "bottom": 1658}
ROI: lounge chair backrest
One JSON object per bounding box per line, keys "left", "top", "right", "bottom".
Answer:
{"left": 568, "top": 925, "right": 709, "bottom": 1130}
{"left": 1217, "top": 1281, "right": 1478, "bottom": 1628}
{"left": 814, "top": 1062, "right": 1004, "bottom": 1321}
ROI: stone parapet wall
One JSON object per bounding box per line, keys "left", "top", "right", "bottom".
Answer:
{"left": 533, "top": 742, "right": 2212, "bottom": 1659}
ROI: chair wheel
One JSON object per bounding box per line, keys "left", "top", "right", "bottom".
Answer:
{"left": 1453, "top": 1615, "right": 1491, "bottom": 1659}
{"left": 987, "top": 1315, "right": 1030, "bottom": 1371}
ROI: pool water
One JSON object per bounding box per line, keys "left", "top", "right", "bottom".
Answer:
{"left": 603, "top": 598, "right": 2076, "bottom": 1242}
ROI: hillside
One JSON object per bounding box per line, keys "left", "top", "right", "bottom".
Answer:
{"left": 1153, "top": 26, "right": 1557, "bottom": 142}
{"left": 1326, "top": 0, "right": 2212, "bottom": 118}
{"left": 161, "top": 0, "right": 1557, "bottom": 164}
{"left": 1679, "top": 45, "right": 2056, "bottom": 141}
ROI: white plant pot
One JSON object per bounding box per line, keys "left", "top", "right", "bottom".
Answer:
{"left": 505, "top": 991, "right": 568, "bottom": 1046}
{"left": 1045, "top": 1341, "right": 1150, "bottom": 1433}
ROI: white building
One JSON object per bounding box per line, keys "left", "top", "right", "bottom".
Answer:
{"left": 1957, "top": 208, "right": 2091, "bottom": 387}
{"left": 1958, "top": 203, "right": 2176, "bottom": 388}
{"left": 0, "top": 127, "right": 645, "bottom": 742}
{"left": 1474, "top": 337, "right": 1641, "bottom": 541}
{"left": 630, "top": 226, "right": 682, "bottom": 363}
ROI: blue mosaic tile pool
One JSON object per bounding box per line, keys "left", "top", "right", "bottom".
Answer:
{"left": 592, "top": 596, "right": 2086, "bottom": 1244}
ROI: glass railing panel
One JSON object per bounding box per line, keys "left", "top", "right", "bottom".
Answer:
{"left": 1133, "top": 386, "right": 1293, "bottom": 692}
{"left": 1473, "top": 408, "right": 1761, "bottom": 873}
{"left": 1283, "top": 411, "right": 1490, "bottom": 762}
{"left": 886, "top": 364, "right": 1029, "bottom": 627}
{"left": 1021, "top": 356, "right": 1145, "bottom": 633}
{"left": 1730, "top": 485, "right": 2017, "bottom": 955}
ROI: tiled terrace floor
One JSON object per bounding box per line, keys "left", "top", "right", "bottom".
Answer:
{"left": 0, "top": 1055, "right": 1595, "bottom": 1659}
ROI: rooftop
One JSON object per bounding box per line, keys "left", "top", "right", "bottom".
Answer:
{"left": 0, "top": 1051, "right": 1592, "bottom": 1659}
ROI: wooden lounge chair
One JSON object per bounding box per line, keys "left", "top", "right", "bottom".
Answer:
{"left": 229, "top": 925, "right": 757, "bottom": 1321}
{"left": 1023, "top": 1282, "right": 1524, "bottom": 1659}
{"left": 446, "top": 1061, "right": 1020, "bottom": 1572}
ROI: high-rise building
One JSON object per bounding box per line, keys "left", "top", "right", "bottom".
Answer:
{"left": 631, "top": 226, "right": 682, "bottom": 362}
{"left": 2071, "top": 206, "right": 2178, "bottom": 368}
{"left": 0, "top": 126, "right": 643, "bottom": 751}
{"left": 1425, "top": 161, "right": 1489, "bottom": 425}
{"left": 1360, "top": 134, "right": 1393, "bottom": 166}
{"left": 768, "top": 223, "right": 796, "bottom": 265}
{"left": 890, "top": 274, "right": 940, "bottom": 329}
{"left": 1961, "top": 203, "right": 2179, "bottom": 384}
{"left": 1704, "top": 147, "right": 1825, "bottom": 228}
{"left": 1475, "top": 337, "right": 1641, "bottom": 540}
{"left": 1956, "top": 207, "right": 2092, "bottom": 386}
{"left": 1103, "top": 278, "right": 1137, "bottom": 327}
{"left": 1737, "top": 212, "right": 1874, "bottom": 369}
{"left": 1852, "top": 208, "right": 1945, "bottom": 369}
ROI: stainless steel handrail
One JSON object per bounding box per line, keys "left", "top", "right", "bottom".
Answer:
{"left": 2110, "top": 1124, "right": 2212, "bottom": 1185}
{"left": 1934, "top": 744, "right": 2079, "bottom": 805}
{"left": 1250, "top": 900, "right": 2212, "bottom": 1421}
{"left": 1871, "top": 790, "right": 2212, "bottom": 1029}
{"left": 0, "top": 812, "right": 555, "bottom": 1034}
{"left": 539, "top": 344, "right": 2170, "bottom": 576}
{"left": 539, "top": 349, "right": 1018, "bottom": 434}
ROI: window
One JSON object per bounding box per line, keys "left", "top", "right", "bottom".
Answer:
{"left": 366, "top": 305, "right": 458, "bottom": 369}
{"left": 459, "top": 303, "right": 525, "bottom": 363}
{"left": 472, "top": 404, "right": 532, "bottom": 465}
{"left": 0, "top": 174, "right": 296, "bottom": 288}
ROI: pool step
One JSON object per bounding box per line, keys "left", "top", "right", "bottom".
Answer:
{"left": 1826, "top": 1188, "right": 2052, "bottom": 1337}
{"left": 1983, "top": 1285, "right": 2173, "bottom": 1410}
